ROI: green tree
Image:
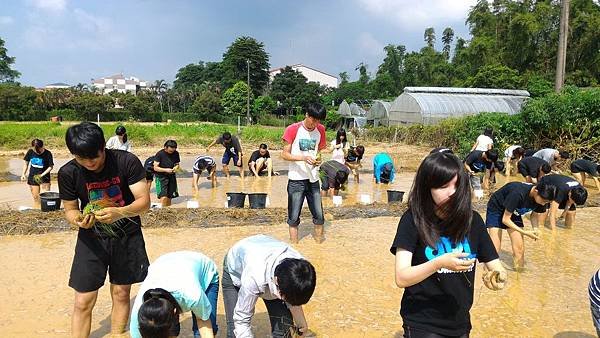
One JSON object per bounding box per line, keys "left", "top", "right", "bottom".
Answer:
{"left": 339, "top": 72, "right": 349, "bottom": 85}
{"left": 69, "top": 93, "right": 114, "bottom": 121}
{"left": 0, "top": 84, "right": 37, "bottom": 120}
{"left": 424, "top": 27, "right": 436, "bottom": 48}
{"left": 173, "top": 61, "right": 222, "bottom": 89}
{"left": 189, "top": 87, "right": 223, "bottom": 121}
{"left": 252, "top": 95, "right": 277, "bottom": 121}
{"left": 221, "top": 36, "right": 270, "bottom": 96}
{"left": 442, "top": 27, "right": 455, "bottom": 60}
{"left": 221, "top": 81, "right": 254, "bottom": 118}
{"left": 0, "top": 38, "right": 20, "bottom": 83}
{"left": 464, "top": 63, "right": 522, "bottom": 89}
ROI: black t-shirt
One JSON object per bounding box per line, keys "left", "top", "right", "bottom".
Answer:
{"left": 58, "top": 149, "right": 146, "bottom": 236}
{"left": 216, "top": 135, "right": 242, "bottom": 154}
{"left": 389, "top": 210, "right": 498, "bottom": 336}
{"left": 248, "top": 149, "right": 270, "bottom": 164}
{"left": 464, "top": 150, "right": 492, "bottom": 172}
{"left": 154, "top": 149, "right": 180, "bottom": 177}
{"left": 539, "top": 174, "right": 580, "bottom": 204}
{"left": 320, "top": 160, "right": 350, "bottom": 189}
{"left": 517, "top": 157, "right": 548, "bottom": 177}
{"left": 345, "top": 147, "right": 363, "bottom": 162}
{"left": 487, "top": 182, "right": 547, "bottom": 215}
{"left": 24, "top": 149, "right": 54, "bottom": 176}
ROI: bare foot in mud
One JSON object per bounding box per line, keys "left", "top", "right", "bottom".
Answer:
{"left": 313, "top": 235, "right": 325, "bottom": 244}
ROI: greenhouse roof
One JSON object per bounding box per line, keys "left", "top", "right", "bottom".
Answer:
{"left": 392, "top": 87, "right": 530, "bottom": 117}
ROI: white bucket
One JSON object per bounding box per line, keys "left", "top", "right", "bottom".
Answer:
{"left": 187, "top": 200, "right": 199, "bottom": 209}
{"left": 332, "top": 195, "right": 343, "bottom": 207}
{"left": 150, "top": 202, "right": 162, "bottom": 209}
{"left": 360, "top": 194, "right": 371, "bottom": 205}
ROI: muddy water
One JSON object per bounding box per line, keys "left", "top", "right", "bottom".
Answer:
{"left": 0, "top": 152, "right": 416, "bottom": 209}
{"left": 1, "top": 210, "right": 599, "bottom": 337}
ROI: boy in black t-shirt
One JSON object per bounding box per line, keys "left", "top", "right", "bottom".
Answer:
{"left": 463, "top": 149, "right": 498, "bottom": 190}
{"left": 517, "top": 156, "right": 551, "bottom": 183}
{"left": 248, "top": 143, "right": 275, "bottom": 177}
{"left": 153, "top": 140, "right": 181, "bottom": 207}
{"left": 57, "top": 122, "right": 150, "bottom": 337}
{"left": 535, "top": 174, "right": 588, "bottom": 229}
{"left": 486, "top": 181, "right": 556, "bottom": 269}
{"left": 571, "top": 159, "right": 600, "bottom": 192}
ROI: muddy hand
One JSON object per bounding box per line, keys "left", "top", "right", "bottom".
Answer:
{"left": 525, "top": 231, "right": 539, "bottom": 240}
{"left": 491, "top": 270, "right": 507, "bottom": 290}
{"left": 436, "top": 252, "right": 475, "bottom": 272}
{"left": 76, "top": 213, "right": 96, "bottom": 229}
{"left": 94, "top": 207, "right": 122, "bottom": 224}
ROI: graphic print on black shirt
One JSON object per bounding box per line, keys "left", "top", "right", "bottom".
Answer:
{"left": 58, "top": 150, "right": 146, "bottom": 236}
{"left": 389, "top": 210, "right": 498, "bottom": 336}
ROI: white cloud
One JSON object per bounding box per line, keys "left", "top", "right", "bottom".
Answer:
{"left": 22, "top": 8, "right": 126, "bottom": 51}
{"left": 27, "top": 0, "right": 67, "bottom": 13}
{"left": 0, "top": 16, "right": 15, "bottom": 25}
{"left": 357, "top": 0, "right": 477, "bottom": 29}
{"left": 356, "top": 32, "right": 385, "bottom": 58}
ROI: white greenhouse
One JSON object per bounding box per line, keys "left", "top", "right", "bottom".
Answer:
{"left": 386, "top": 87, "right": 530, "bottom": 125}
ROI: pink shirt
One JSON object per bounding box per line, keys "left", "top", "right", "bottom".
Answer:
{"left": 282, "top": 121, "right": 326, "bottom": 182}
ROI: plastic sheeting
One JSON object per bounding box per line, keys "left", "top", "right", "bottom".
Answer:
{"left": 337, "top": 100, "right": 352, "bottom": 117}
{"left": 366, "top": 100, "right": 390, "bottom": 126}
{"left": 388, "top": 87, "right": 530, "bottom": 125}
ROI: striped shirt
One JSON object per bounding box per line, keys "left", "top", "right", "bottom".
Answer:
{"left": 590, "top": 269, "right": 600, "bottom": 308}
{"left": 193, "top": 155, "right": 215, "bottom": 172}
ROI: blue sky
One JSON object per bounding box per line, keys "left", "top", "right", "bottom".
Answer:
{"left": 0, "top": 0, "right": 478, "bottom": 87}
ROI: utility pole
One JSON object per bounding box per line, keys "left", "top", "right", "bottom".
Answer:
{"left": 555, "top": 0, "right": 570, "bottom": 92}
{"left": 246, "top": 59, "right": 251, "bottom": 125}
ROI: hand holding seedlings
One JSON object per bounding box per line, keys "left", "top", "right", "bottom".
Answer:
{"left": 76, "top": 213, "right": 96, "bottom": 229}
{"left": 94, "top": 207, "right": 122, "bottom": 224}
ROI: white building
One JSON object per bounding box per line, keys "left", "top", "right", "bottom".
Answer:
{"left": 44, "top": 82, "right": 70, "bottom": 89}
{"left": 91, "top": 73, "right": 149, "bottom": 95}
{"left": 269, "top": 64, "right": 338, "bottom": 88}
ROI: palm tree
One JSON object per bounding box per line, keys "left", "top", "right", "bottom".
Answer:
{"left": 151, "top": 79, "right": 168, "bottom": 112}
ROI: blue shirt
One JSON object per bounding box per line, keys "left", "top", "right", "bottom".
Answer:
{"left": 373, "top": 153, "right": 395, "bottom": 183}
{"left": 129, "top": 251, "right": 219, "bottom": 338}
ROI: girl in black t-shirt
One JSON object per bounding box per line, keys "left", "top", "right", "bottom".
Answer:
{"left": 21, "top": 139, "right": 54, "bottom": 209}
{"left": 390, "top": 152, "right": 506, "bottom": 337}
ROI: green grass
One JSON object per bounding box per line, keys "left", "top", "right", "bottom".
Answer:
{"left": 0, "top": 121, "right": 335, "bottom": 152}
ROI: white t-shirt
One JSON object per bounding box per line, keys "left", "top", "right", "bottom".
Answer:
{"left": 330, "top": 139, "right": 349, "bottom": 164}
{"left": 474, "top": 135, "right": 493, "bottom": 151}
{"left": 282, "top": 121, "right": 326, "bottom": 182}
{"left": 504, "top": 145, "right": 521, "bottom": 160}
{"left": 106, "top": 135, "right": 131, "bottom": 152}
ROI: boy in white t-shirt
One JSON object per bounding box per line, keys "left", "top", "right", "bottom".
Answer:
{"left": 281, "top": 103, "right": 327, "bottom": 243}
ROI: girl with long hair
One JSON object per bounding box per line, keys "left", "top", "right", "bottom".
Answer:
{"left": 106, "top": 125, "right": 131, "bottom": 152}
{"left": 330, "top": 128, "right": 349, "bottom": 164}
{"left": 390, "top": 152, "right": 506, "bottom": 337}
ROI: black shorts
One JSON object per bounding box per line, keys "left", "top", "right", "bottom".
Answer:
{"left": 570, "top": 162, "right": 599, "bottom": 177}
{"left": 145, "top": 171, "right": 154, "bottom": 182}
{"left": 27, "top": 173, "right": 50, "bottom": 186}
{"left": 69, "top": 228, "right": 149, "bottom": 292}
{"left": 557, "top": 200, "right": 577, "bottom": 211}
{"left": 156, "top": 174, "right": 178, "bottom": 199}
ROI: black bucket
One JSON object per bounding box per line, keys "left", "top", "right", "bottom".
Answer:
{"left": 226, "top": 192, "right": 246, "bottom": 208}
{"left": 248, "top": 193, "right": 268, "bottom": 209}
{"left": 387, "top": 190, "right": 405, "bottom": 203}
{"left": 40, "top": 191, "right": 61, "bottom": 211}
